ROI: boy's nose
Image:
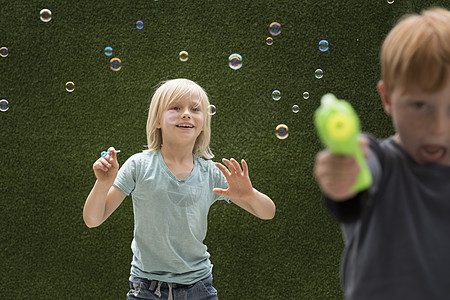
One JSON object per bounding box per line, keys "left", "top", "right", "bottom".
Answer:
{"left": 430, "top": 113, "right": 449, "bottom": 135}
{"left": 181, "top": 109, "right": 192, "bottom": 119}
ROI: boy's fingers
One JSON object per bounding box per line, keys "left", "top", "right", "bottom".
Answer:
{"left": 222, "top": 158, "right": 236, "bottom": 174}
{"left": 105, "top": 147, "right": 120, "bottom": 166}
{"left": 241, "top": 159, "right": 248, "bottom": 177}
{"left": 215, "top": 162, "right": 231, "bottom": 178}
{"left": 212, "top": 187, "right": 227, "bottom": 196}
{"left": 229, "top": 158, "right": 242, "bottom": 174}
{"left": 93, "top": 160, "right": 109, "bottom": 172}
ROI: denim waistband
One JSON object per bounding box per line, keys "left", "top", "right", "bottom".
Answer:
{"left": 130, "top": 274, "right": 211, "bottom": 289}
{"left": 129, "top": 275, "right": 210, "bottom": 300}
{"left": 149, "top": 280, "right": 194, "bottom": 290}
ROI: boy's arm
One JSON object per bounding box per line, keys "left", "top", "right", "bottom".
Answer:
{"left": 83, "top": 147, "right": 126, "bottom": 227}
{"left": 315, "top": 134, "right": 381, "bottom": 222}
{"left": 213, "top": 158, "right": 276, "bottom": 220}
{"left": 83, "top": 183, "right": 126, "bottom": 227}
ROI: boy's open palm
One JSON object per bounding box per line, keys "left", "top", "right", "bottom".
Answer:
{"left": 213, "top": 158, "right": 254, "bottom": 200}
{"left": 93, "top": 147, "right": 120, "bottom": 185}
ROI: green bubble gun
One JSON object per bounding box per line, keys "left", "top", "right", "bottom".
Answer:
{"left": 314, "top": 93, "right": 372, "bottom": 192}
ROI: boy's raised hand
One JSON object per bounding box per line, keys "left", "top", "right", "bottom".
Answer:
{"left": 93, "top": 147, "right": 120, "bottom": 185}
{"left": 314, "top": 134, "right": 370, "bottom": 201}
{"left": 213, "top": 158, "right": 255, "bottom": 201}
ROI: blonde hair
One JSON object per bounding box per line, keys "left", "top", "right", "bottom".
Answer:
{"left": 380, "top": 7, "right": 450, "bottom": 94}
{"left": 144, "top": 78, "right": 214, "bottom": 159}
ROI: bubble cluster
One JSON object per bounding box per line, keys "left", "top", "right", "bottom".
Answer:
{"left": 136, "top": 20, "right": 144, "bottom": 29}
{"left": 65, "top": 81, "right": 75, "bottom": 92}
{"left": 0, "top": 47, "right": 8, "bottom": 57}
{"left": 275, "top": 124, "right": 288, "bottom": 139}
{"left": 208, "top": 105, "right": 216, "bottom": 115}
{"left": 104, "top": 46, "right": 113, "bottom": 57}
{"left": 319, "top": 40, "right": 329, "bottom": 52}
{"left": 110, "top": 58, "right": 122, "bottom": 71}
{"left": 292, "top": 105, "right": 299, "bottom": 113}
{"left": 269, "top": 22, "right": 281, "bottom": 36}
{"left": 315, "top": 69, "right": 324, "bottom": 79}
{"left": 266, "top": 37, "right": 273, "bottom": 45}
{"left": 303, "top": 91, "right": 310, "bottom": 100}
{"left": 40, "top": 9, "right": 52, "bottom": 22}
{"left": 179, "top": 51, "right": 189, "bottom": 62}
{"left": 228, "top": 53, "right": 242, "bottom": 70}
{"left": 272, "top": 90, "right": 281, "bottom": 101}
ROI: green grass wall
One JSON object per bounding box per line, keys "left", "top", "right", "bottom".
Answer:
{"left": 1, "top": 0, "right": 448, "bottom": 299}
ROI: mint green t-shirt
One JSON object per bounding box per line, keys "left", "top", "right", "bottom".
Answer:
{"left": 113, "top": 150, "right": 230, "bottom": 284}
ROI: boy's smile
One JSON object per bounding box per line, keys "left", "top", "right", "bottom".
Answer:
{"left": 175, "top": 122, "right": 195, "bottom": 130}
{"left": 379, "top": 73, "right": 450, "bottom": 166}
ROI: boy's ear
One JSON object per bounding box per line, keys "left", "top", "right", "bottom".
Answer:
{"left": 377, "top": 80, "right": 393, "bottom": 115}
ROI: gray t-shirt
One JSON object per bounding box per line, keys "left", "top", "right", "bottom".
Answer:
{"left": 113, "top": 150, "right": 229, "bottom": 284}
{"left": 326, "top": 135, "right": 450, "bottom": 300}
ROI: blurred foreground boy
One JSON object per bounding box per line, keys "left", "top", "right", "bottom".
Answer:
{"left": 314, "top": 7, "right": 450, "bottom": 300}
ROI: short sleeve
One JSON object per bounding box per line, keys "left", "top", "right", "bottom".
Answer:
{"left": 113, "top": 156, "right": 137, "bottom": 196}
{"left": 212, "top": 161, "right": 231, "bottom": 203}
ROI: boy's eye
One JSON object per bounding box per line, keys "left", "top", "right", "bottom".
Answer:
{"left": 171, "top": 107, "right": 180, "bottom": 111}
{"left": 411, "top": 102, "right": 427, "bottom": 110}
{"left": 192, "top": 107, "right": 200, "bottom": 112}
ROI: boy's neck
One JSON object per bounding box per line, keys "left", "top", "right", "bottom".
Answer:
{"left": 160, "top": 143, "right": 194, "bottom": 165}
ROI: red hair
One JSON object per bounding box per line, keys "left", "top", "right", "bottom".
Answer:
{"left": 380, "top": 7, "right": 450, "bottom": 94}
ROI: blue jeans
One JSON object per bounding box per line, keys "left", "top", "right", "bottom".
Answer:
{"left": 126, "top": 274, "right": 218, "bottom": 300}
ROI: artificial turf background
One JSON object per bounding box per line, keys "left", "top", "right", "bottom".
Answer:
{"left": 1, "top": 0, "right": 449, "bottom": 299}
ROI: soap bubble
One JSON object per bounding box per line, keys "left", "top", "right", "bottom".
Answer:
{"left": 166, "top": 110, "right": 178, "bottom": 124}
{"left": 179, "top": 51, "right": 189, "bottom": 62}
{"left": 275, "top": 124, "right": 288, "bottom": 139}
{"left": 269, "top": 22, "right": 281, "bottom": 36}
{"left": 0, "top": 47, "right": 8, "bottom": 57}
{"left": 315, "top": 69, "right": 323, "bottom": 79}
{"left": 266, "top": 37, "right": 273, "bottom": 45}
{"left": 319, "top": 40, "right": 329, "bottom": 52}
{"left": 136, "top": 20, "right": 144, "bottom": 29}
{"left": 208, "top": 105, "right": 216, "bottom": 115}
{"left": 272, "top": 90, "right": 281, "bottom": 101}
{"left": 104, "top": 46, "right": 113, "bottom": 56}
{"left": 65, "top": 81, "right": 75, "bottom": 92}
{"left": 110, "top": 58, "right": 122, "bottom": 71}
{"left": 387, "top": 0, "right": 394, "bottom": 4}
{"left": 0, "top": 99, "right": 9, "bottom": 112}
{"left": 292, "top": 105, "right": 299, "bottom": 113}
{"left": 303, "top": 91, "right": 310, "bottom": 100}
{"left": 228, "top": 53, "right": 242, "bottom": 70}
{"left": 40, "top": 9, "right": 52, "bottom": 22}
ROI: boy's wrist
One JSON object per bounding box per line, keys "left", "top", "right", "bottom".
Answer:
{"left": 94, "top": 179, "right": 114, "bottom": 191}
{"left": 231, "top": 188, "right": 258, "bottom": 203}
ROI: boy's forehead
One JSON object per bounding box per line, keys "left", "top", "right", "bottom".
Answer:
{"left": 394, "top": 75, "right": 450, "bottom": 100}
{"left": 170, "top": 91, "right": 201, "bottom": 104}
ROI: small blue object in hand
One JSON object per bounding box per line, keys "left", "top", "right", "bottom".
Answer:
{"left": 101, "top": 150, "right": 121, "bottom": 157}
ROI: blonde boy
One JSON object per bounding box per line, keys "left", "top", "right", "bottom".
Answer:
{"left": 84, "top": 79, "right": 275, "bottom": 299}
